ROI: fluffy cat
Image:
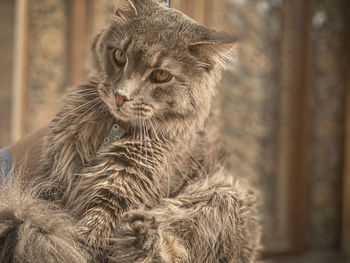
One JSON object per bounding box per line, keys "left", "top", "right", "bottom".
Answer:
{"left": 0, "top": 0, "right": 260, "bottom": 262}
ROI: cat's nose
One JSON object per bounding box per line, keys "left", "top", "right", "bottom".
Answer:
{"left": 115, "top": 92, "right": 129, "bottom": 107}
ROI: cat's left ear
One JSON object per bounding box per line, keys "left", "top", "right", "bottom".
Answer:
{"left": 189, "top": 32, "right": 238, "bottom": 69}
{"left": 114, "top": 0, "right": 138, "bottom": 23}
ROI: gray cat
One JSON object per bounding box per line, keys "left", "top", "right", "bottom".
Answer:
{"left": 0, "top": 0, "right": 260, "bottom": 262}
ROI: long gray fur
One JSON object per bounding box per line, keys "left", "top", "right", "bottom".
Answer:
{"left": 0, "top": 0, "right": 260, "bottom": 262}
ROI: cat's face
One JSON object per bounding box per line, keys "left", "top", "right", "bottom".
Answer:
{"left": 92, "top": 0, "right": 235, "bottom": 129}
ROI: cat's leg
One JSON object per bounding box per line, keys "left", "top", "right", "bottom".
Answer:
{"left": 109, "top": 173, "right": 260, "bottom": 263}
{"left": 65, "top": 138, "right": 178, "bottom": 254}
{"left": 65, "top": 154, "right": 166, "bottom": 257}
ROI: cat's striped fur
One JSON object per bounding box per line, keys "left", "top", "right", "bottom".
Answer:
{"left": 0, "top": 0, "right": 260, "bottom": 262}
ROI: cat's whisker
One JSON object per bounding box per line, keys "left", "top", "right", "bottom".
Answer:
{"left": 67, "top": 88, "right": 98, "bottom": 94}
{"left": 70, "top": 99, "right": 104, "bottom": 126}
{"left": 96, "top": 103, "right": 107, "bottom": 121}
{"left": 69, "top": 93, "right": 101, "bottom": 103}
{"left": 70, "top": 96, "right": 100, "bottom": 109}
{"left": 70, "top": 97, "right": 101, "bottom": 115}
{"left": 149, "top": 117, "right": 175, "bottom": 197}
{"left": 132, "top": 121, "right": 137, "bottom": 151}
{"left": 156, "top": 115, "right": 209, "bottom": 180}
{"left": 148, "top": 118, "right": 170, "bottom": 194}
{"left": 138, "top": 113, "right": 146, "bottom": 173}
{"left": 150, "top": 117, "right": 191, "bottom": 188}
{"left": 147, "top": 118, "right": 163, "bottom": 194}
{"left": 142, "top": 119, "right": 148, "bottom": 166}
{"left": 138, "top": 116, "right": 144, "bottom": 169}
{"left": 153, "top": 115, "right": 206, "bottom": 176}
{"left": 69, "top": 89, "right": 98, "bottom": 94}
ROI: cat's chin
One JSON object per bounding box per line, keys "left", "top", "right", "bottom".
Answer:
{"left": 110, "top": 108, "right": 130, "bottom": 121}
{"left": 110, "top": 108, "right": 149, "bottom": 125}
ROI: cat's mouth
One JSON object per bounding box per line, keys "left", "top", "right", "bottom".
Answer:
{"left": 108, "top": 98, "right": 155, "bottom": 123}
{"left": 116, "top": 101, "right": 155, "bottom": 122}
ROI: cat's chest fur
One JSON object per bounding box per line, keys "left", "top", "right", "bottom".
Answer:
{"left": 36, "top": 84, "right": 202, "bottom": 205}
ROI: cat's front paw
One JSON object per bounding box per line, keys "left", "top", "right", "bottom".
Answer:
{"left": 108, "top": 211, "right": 161, "bottom": 263}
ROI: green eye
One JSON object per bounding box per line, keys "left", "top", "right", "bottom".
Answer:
{"left": 114, "top": 48, "right": 127, "bottom": 66}
{"left": 151, "top": 70, "right": 172, "bottom": 83}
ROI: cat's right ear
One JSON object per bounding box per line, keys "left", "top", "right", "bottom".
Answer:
{"left": 189, "top": 31, "right": 238, "bottom": 70}
{"left": 114, "top": 0, "right": 138, "bottom": 23}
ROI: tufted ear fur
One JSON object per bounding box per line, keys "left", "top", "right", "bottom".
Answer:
{"left": 114, "top": 0, "right": 138, "bottom": 23}
{"left": 189, "top": 32, "right": 238, "bottom": 69}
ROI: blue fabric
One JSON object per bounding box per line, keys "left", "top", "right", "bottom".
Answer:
{"left": 0, "top": 148, "right": 12, "bottom": 182}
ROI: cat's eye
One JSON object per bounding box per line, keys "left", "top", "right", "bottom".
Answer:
{"left": 151, "top": 70, "right": 172, "bottom": 83}
{"left": 114, "top": 48, "right": 127, "bottom": 67}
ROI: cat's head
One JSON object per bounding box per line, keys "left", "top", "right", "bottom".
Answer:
{"left": 92, "top": 0, "right": 236, "bottom": 132}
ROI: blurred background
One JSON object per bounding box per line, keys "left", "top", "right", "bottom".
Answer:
{"left": 0, "top": 0, "right": 349, "bottom": 262}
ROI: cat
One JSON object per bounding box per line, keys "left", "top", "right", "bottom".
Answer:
{"left": 0, "top": 0, "right": 260, "bottom": 262}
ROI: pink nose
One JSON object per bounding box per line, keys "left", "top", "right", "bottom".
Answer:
{"left": 115, "top": 92, "right": 128, "bottom": 107}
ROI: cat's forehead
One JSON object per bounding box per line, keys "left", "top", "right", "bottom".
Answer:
{"left": 124, "top": 7, "right": 200, "bottom": 47}
{"left": 126, "top": 34, "right": 180, "bottom": 56}
{"left": 130, "top": 22, "right": 186, "bottom": 48}
{"left": 119, "top": 34, "right": 167, "bottom": 56}
{"left": 121, "top": 21, "right": 189, "bottom": 63}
